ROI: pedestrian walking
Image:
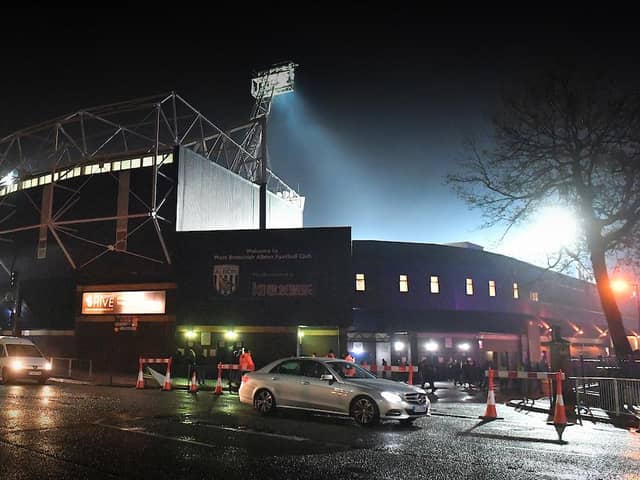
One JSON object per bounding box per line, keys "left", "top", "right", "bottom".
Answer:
{"left": 419, "top": 357, "right": 436, "bottom": 393}
{"left": 186, "top": 346, "right": 197, "bottom": 383}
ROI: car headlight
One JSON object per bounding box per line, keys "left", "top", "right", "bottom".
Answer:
{"left": 10, "top": 360, "right": 24, "bottom": 370}
{"left": 44, "top": 362, "right": 52, "bottom": 371}
{"left": 381, "top": 391, "right": 403, "bottom": 403}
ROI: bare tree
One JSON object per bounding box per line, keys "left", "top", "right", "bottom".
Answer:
{"left": 448, "top": 68, "right": 640, "bottom": 361}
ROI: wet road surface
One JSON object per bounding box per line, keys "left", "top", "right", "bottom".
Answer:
{"left": 1, "top": 381, "right": 639, "bottom": 479}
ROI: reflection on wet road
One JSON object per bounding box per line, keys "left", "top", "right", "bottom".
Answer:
{"left": 1, "top": 382, "right": 639, "bottom": 479}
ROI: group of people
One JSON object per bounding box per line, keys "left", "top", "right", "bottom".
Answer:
{"left": 447, "top": 359, "right": 486, "bottom": 389}
{"left": 179, "top": 345, "right": 255, "bottom": 387}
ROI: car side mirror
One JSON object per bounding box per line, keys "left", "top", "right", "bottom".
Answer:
{"left": 320, "top": 374, "right": 334, "bottom": 382}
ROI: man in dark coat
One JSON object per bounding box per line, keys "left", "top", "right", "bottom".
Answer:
{"left": 419, "top": 357, "right": 436, "bottom": 393}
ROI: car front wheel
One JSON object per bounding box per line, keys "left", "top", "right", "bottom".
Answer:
{"left": 254, "top": 389, "right": 276, "bottom": 415}
{"left": 350, "top": 396, "right": 379, "bottom": 426}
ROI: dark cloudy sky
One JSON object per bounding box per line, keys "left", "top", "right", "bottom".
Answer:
{"left": 1, "top": 11, "right": 637, "bottom": 263}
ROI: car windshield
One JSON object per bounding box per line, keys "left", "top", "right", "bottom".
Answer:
{"left": 6, "top": 344, "right": 43, "bottom": 357}
{"left": 326, "top": 361, "right": 376, "bottom": 380}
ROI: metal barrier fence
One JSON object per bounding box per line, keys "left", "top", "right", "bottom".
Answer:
{"left": 50, "top": 357, "right": 93, "bottom": 380}
{"left": 572, "top": 377, "right": 640, "bottom": 416}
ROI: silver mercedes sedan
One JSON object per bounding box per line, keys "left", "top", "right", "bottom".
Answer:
{"left": 238, "top": 357, "right": 430, "bottom": 426}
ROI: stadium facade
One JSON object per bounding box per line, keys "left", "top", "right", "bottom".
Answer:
{"left": 1, "top": 93, "right": 637, "bottom": 374}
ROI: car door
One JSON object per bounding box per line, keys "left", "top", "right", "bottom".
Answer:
{"left": 267, "top": 359, "right": 305, "bottom": 408}
{"left": 300, "top": 360, "right": 350, "bottom": 414}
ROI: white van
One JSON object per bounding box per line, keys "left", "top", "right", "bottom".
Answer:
{"left": 0, "top": 336, "right": 52, "bottom": 384}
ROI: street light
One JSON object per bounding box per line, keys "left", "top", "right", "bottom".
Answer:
{"left": 425, "top": 341, "right": 439, "bottom": 352}
{"left": 611, "top": 278, "right": 640, "bottom": 333}
{"left": 634, "top": 283, "right": 640, "bottom": 334}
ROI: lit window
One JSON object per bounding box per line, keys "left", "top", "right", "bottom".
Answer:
{"left": 355, "top": 273, "right": 366, "bottom": 292}
{"left": 488, "top": 280, "right": 496, "bottom": 297}
{"left": 513, "top": 282, "right": 519, "bottom": 299}
{"left": 430, "top": 275, "right": 440, "bottom": 294}
{"left": 530, "top": 291, "right": 539, "bottom": 302}
{"left": 83, "top": 165, "right": 92, "bottom": 175}
{"left": 164, "top": 153, "right": 174, "bottom": 164}
{"left": 466, "top": 278, "right": 473, "bottom": 295}
{"left": 112, "top": 161, "right": 121, "bottom": 171}
{"left": 73, "top": 167, "right": 81, "bottom": 177}
{"left": 131, "top": 158, "right": 141, "bottom": 169}
{"left": 399, "top": 275, "right": 409, "bottom": 293}
{"left": 142, "top": 156, "right": 154, "bottom": 167}
{"left": 121, "top": 159, "right": 131, "bottom": 170}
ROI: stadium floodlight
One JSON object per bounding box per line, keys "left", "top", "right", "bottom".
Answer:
{"left": 251, "top": 61, "right": 297, "bottom": 100}
{"left": 0, "top": 170, "right": 17, "bottom": 186}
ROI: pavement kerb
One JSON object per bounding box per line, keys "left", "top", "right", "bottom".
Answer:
{"left": 505, "top": 399, "right": 629, "bottom": 427}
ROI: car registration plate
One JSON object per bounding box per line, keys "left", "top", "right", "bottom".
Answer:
{"left": 414, "top": 404, "right": 427, "bottom": 413}
{"left": 28, "top": 371, "right": 42, "bottom": 376}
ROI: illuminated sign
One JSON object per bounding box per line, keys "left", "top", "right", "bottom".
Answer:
{"left": 81, "top": 291, "right": 166, "bottom": 315}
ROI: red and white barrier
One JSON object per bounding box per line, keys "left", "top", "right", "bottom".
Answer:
{"left": 485, "top": 370, "right": 565, "bottom": 380}
{"left": 218, "top": 363, "right": 242, "bottom": 370}
{"left": 359, "top": 363, "right": 417, "bottom": 384}
{"left": 360, "top": 363, "right": 418, "bottom": 373}
{"left": 136, "top": 357, "right": 172, "bottom": 391}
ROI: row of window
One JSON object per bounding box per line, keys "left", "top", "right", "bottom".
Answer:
{"left": 355, "top": 273, "right": 539, "bottom": 301}
{"left": 0, "top": 153, "right": 174, "bottom": 197}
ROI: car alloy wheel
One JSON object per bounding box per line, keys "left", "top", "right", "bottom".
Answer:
{"left": 254, "top": 389, "right": 275, "bottom": 415}
{"left": 351, "top": 396, "right": 379, "bottom": 426}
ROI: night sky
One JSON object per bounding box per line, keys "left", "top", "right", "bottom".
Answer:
{"left": 2, "top": 12, "right": 637, "bottom": 266}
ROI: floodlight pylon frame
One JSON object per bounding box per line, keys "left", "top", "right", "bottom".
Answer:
{"left": 0, "top": 92, "right": 301, "bottom": 271}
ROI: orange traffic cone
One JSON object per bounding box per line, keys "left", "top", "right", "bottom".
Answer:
{"left": 136, "top": 362, "right": 145, "bottom": 389}
{"left": 162, "top": 363, "right": 172, "bottom": 391}
{"left": 214, "top": 362, "right": 223, "bottom": 395}
{"left": 550, "top": 370, "right": 568, "bottom": 442}
{"left": 480, "top": 368, "right": 502, "bottom": 420}
{"left": 189, "top": 370, "right": 198, "bottom": 393}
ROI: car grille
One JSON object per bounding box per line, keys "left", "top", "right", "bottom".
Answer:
{"left": 404, "top": 392, "right": 427, "bottom": 405}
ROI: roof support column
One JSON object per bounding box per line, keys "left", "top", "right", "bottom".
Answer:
{"left": 115, "top": 171, "right": 130, "bottom": 251}
{"left": 37, "top": 183, "right": 54, "bottom": 259}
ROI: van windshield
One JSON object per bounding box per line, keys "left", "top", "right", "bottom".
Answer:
{"left": 6, "top": 344, "right": 42, "bottom": 357}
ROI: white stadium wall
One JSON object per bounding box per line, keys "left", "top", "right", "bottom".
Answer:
{"left": 266, "top": 189, "right": 304, "bottom": 229}
{"left": 176, "top": 147, "right": 303, "bottom": 231}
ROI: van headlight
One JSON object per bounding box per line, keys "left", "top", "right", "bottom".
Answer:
{"left": 44, "top": 362, "right": 52, "bottom": 371}
{"left": 10, "top": 360, "right": 24, "bottom": 371}
{"left": 381, "top": 391, "right": 403, "bottom": 403}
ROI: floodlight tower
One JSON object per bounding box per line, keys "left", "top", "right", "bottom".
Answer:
{"left": 246, "top": 61, "right": 297, "bottom": 229}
